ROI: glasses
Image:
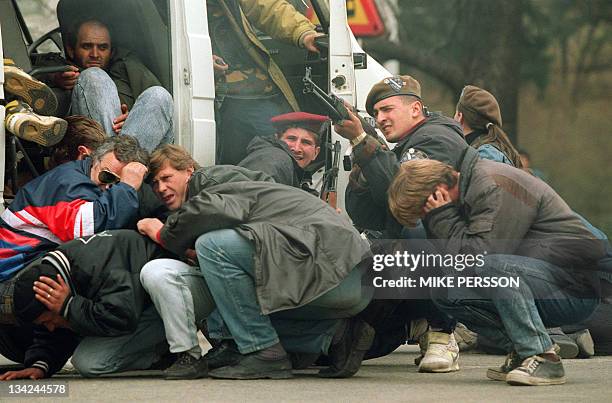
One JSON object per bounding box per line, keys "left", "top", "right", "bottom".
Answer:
{"left": 98, "top": 169, "right": 121, "bottom": 185}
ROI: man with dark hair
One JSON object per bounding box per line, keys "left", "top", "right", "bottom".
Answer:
{"left": 387, "top": 153, "right": 604, "bottom": 386}
{"left": 0, "top": 135, "right": 149, "bottom": 281}
{"left": 49, "top": 115, "right": 106, "bottom": 167}
{"left": 52, "top": 19, "right": 173, "bottom": 152}
{"left": 238, "top": 112, "right": 326, "bottom": 187}
{"left": 333, "top": 75, "right": 469, "bottom": 373}
{"left": 0, "top": 230, "right": 166, "bottom": 380}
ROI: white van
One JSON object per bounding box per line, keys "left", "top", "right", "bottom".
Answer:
{"left": 0, "top": 0, "right": 390, "bottom": 211}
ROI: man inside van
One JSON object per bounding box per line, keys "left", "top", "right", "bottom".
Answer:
{"left": 52, "top": 19, "right": 173, "bottom": 152}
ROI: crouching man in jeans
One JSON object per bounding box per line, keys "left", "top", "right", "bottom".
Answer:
{"left": 137, "top": 145, "right": 374, "bottom": 380}
{"left": 386, "top": 148, "right": 604, "bottom": 386}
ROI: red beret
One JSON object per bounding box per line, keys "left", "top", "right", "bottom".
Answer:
{"left": 270, "top": 112, "right": 330, "bottom": 134}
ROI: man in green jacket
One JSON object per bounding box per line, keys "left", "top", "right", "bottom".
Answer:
{"left": 138, "top": 144, "right": 374, "bottom": 380}
{"left": 52, "top": 19, "right": 173, "bottom": 152}
{"left": 210, "top": 0, "right": 321, "bottom": 164}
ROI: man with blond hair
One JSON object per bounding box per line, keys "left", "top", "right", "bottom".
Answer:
{"left": 387, "top": 150, "right": 603, "bottom": 386}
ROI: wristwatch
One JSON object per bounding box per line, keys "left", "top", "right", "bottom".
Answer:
{"left": 350, "top": 132, "right": 368, "bottom": 147}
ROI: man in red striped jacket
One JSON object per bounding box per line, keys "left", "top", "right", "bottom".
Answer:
{"left": 0, "top": 135, "right": 149, "bottom": 281}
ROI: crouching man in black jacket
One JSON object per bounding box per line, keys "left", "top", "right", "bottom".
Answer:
{"left": 0, "top": 230, "right": 166, "bottom": 379}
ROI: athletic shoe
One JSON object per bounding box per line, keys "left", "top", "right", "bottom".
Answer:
{"left": 486, "top": 350, "right": 521, "bottom": 381}
{"left": 5, "top": 100, "right": 66, "bottom": 146}
{"left": 506, "top": 354, "right": 566, "bottom": 386}
{"left": 4, "top": 58, "right": 58, "bottom": 115}
{"left": 418, "top": 331, "right": 460, "bottom": 373}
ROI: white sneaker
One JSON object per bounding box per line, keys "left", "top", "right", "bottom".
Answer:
{"left": 418, "top": 331, "right": 460, "bottom": 373}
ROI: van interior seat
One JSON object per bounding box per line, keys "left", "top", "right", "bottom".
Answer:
{"left": 56, "top": 0, "right": 172, "bottom": 92}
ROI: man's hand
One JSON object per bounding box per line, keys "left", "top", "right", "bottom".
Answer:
{"left": 113, "top": 104, "right": 129, "bottom": 134}
{"left": 333, "top": 108, "right": 364, "bottom": 141}
{"left": 423, "top": 186, "right": 453, "bottom": 214}
{"left": 212, "top": 55, "right": 228, "bottom": 79}
{"left": 137, "top": 218, "right": 164, "bottom": 243}
{"left": 0, "top": 367, "right": 45, "bottom": 381}
{"left": 185, "top": 249, "right": 197, "bottom": 266}
{"left": 52, "top": 65, "right": 80, "bottom": 90}
{"left": 302, "top": 32, "right": 323, "bottom": 53}
{"left": 119, "top": 162, "right": 148, "bottom": 190}
{"left": 33, "top": 275, "right": 70, "bottom": 314}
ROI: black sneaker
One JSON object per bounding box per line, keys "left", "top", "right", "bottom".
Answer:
{"left": 163, "top": 352, "right": 208, "bottom": 380}
{"left": 204, "top": 340, "right": 242, "bottom": 369}
{"left": 208, "top": 353, "right": 293, "bottom": 380}
{"left": 318, "top": 318, "right": 375, "bottom": 378}
{"left": 506, "top": 354, "right": 566, "bottom": 386}
{"left": 486, "top": 351, "right": 521, "bottom": 381}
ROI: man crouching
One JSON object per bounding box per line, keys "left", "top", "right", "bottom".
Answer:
{"left": 137, "top": 145, "right": 374, "bottom": 380}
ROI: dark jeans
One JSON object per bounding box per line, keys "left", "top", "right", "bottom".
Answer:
{"left": 216, "top": 95, "right": 291, "bottom": 165}
{"left": 433, "top": 254, "right": 599, "bottom": 358}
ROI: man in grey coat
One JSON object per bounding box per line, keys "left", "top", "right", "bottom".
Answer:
{"left": 387, "top": 148, "right": 604, "bottom": 386}
{"left": 138, "top": 145, "right": 373, "bottom": 380}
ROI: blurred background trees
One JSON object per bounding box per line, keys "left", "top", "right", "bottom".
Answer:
{"left": 365, "top": 0, "right": 611, "bottom": 234}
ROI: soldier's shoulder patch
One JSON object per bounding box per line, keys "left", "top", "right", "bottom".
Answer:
{"left": 400, "top": 148, "right": 429, "bottom": 163}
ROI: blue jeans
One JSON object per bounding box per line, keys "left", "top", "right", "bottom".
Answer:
{"left": 217, "top": 95, "right": 291, "bottom": 164}
{"left": 70, "top": 67, "right": 174, "bottom": 152}
{"left": 434, "top": 254, "right": 599, "bottom": 358}
{"left": 71, "top": 306, "right": 168, "bottom": 377}
{"left": 196, "top": 229, "right": 370, "bottom": 355}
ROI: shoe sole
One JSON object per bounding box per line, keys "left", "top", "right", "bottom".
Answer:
{"left": 318, "top": 321, "right": 375, "bottom": 378}
{"left": 5, "top": 69, "right": 58, "bottom": 116}
{"left": 550, "top": 336, "right": 579, "bottom": 359}
{"left": 208, "top": 369, "right": 293, "bottom": 380}
{"left": 418, "top": 358, "right": 460, "bottom": 373}
{"left": 506, "top": 373, "right": 566, "bottom": 386}
{"left": 8, "top": 115, "right": 67, "bottom": 147}
{"left": 486, "top": 368, "right": 507, "bottom": 381}
{"left": 164, "top": 371, "right": 208, "bottom": 380}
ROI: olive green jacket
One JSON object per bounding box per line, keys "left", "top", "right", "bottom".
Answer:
{"left": 108, "top": 47, "right": 161, "bottom": 109}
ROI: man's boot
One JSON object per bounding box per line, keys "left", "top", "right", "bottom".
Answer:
{"left": 4, "top": 59, "right": 58, "bottom": 115}
{"left": 5, "top": 100, "right": 66, "bottom": 147}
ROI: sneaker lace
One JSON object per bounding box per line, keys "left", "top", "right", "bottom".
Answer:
{"left": 521, "top": 356, "right": 542, "bottom": 374}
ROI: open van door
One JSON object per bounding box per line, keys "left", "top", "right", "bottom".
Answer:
{"left": 170, "top": 0, "right": 216, "bottom": 166}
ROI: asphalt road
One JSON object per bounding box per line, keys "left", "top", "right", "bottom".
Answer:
{"left": 2, "top": 344, "right": 611, "bottom": 402}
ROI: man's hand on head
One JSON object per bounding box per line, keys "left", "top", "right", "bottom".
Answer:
{"left": 423, "top": 186, "right": 453, "bottom": 214}
{"left": 137, "top": 218, "right": 164, "bottom": 244}
{"left": 52, "top": 65, "right": 80, "bottom": 90}
{"left": 333, "top": 108, "right": 364, "bottom": 141}
{"left": 119, "top": 162, "right": 148, "bottom": 190}
{"left": 0, "top": 367, "right": 45, "bottom": 381}
{"left": 33, "top": 274, "right": 70, "bottom": 314}
{"left": 113, "top": 104, "right": 129, "bottom": 134}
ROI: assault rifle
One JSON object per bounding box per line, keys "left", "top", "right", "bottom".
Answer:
{"left": 302, "top": 67, "right": 351, "bottom": 123}
{"left": 302, "top": 67, "right": 348, "bottom": 208}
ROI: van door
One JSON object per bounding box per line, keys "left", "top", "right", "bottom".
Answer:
{"left": 171, "top": 0, "right": 216, "bottom": 166}
{"left": 328, "top": 0, "right": 356, "bottom": 210}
